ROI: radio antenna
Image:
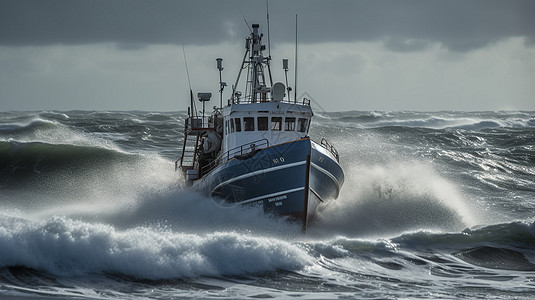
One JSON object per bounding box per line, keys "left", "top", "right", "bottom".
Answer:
{"left": 182, "top": 44, "right": 196, "bottom": 117}
{"left": 182, "top": 43, "right": 192, "bottom": 91}
{"left": 239, "top": 9, "right": 253, "bottom": 34}
{"left": 266, "top": 0, "right": 271, "bottom": 57}
{"left": 294, "top": 14, "right": 298, "bottom": 103}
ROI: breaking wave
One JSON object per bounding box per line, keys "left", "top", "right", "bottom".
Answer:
{"left": 1, "top": 110, "right": 534, "bottom": 299}
{"left": 0, "top": 215, "right": 311, "bottom": 279}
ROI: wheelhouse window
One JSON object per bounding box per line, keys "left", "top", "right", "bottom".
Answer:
{"left": 298, "top": 118, "right": 308, "bottom": 133}
{"left": 271, "top": 117, "right": 282, "bottom": 131}
{"left": 230, "top": 118, "right": 235, "bottom": 132}
{"left": 234, "top": 118, "right": 241, "bottom": 132}
{"left": 258, "top": 117, "right": 268, "bottom": 131}
{"left": 285, "top": 117, "right": 296, "bottom": 131}
{"left": 244, "top": 117, "right": 255, "bottom": 131}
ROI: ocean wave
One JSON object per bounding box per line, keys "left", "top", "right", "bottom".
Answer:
{"left": 323, "top": 111, "right": 535, "bottom": 130}
{"left": 389, "top": 221, "right": 535, "bottom": 248}
{"left": 447, "top": 120, "right": 503, "bottom": 130}
{"left": 309, "top": 162, "right": 476, "bottom": 238}
{"left": 0, "top": 141, "right": 135, "bottom": 178}
{"left": 1, "top": 213, "right": 532, "bottom": 282}
{"left": 308, "top": 221, "right": 535, "bottom": 274}
{"left": 453, "top": 246, "right": 535, "bottom": 271}
{"left": 388, "top": 221, "right": 535, "bottom": 271}
{"left": 0, "top": 116, "right": 121, "bottom": 153}
{"left": 145, "top": 113, "right": 175, "bottom": 122}
{"left": 0, "top": 118, "right": 58, "bottom": 136}
{"left": 0, "top": 215, "right": 312, "bottom": 279}
{"left": 0, "top": 140, "right": 177, "bottom": 216}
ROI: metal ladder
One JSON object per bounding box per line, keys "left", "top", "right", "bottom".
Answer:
{"left": 177, "top": 131, "right": 200, "bottom": 172}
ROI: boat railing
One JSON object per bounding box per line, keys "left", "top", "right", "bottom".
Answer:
{"left": 229, "top": 95, "right": 311, "bottom": 106}
{"left": 320, "top": 138, "right": 340, "bottom": 163}
{"left": 201, "top": 138, "right": 270, "bottom": 174}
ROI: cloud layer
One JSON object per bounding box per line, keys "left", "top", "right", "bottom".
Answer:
{"left": 1, "top": 0, "right": 534, "bottom": 111}
{"left": 2, "top": 0, "right": 534, "bottom": 52}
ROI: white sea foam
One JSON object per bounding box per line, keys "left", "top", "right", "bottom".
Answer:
{"left": 310, "top": 162, "right": 476, "bottom": 238}
{"left": 0, "top": 215, "right": 312, "bottom": 279}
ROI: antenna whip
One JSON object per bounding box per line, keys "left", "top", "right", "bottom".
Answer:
{"left": 182, "top": 44, "right": 196, "bottom": 117}
{"left": 239, "top": 10, "right": 253, "bottom": 34}
{"left": 182, "top": 44, "right": 192, "bottom": 91}
{"left": 266, "top": 0, "right": 271, "bottom": 57}
{"left": 294, "top": 14, "right": 298, "bottom": 103}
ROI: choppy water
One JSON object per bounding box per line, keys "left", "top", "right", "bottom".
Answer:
{"left": 1, "top": 110, "right": 534, "bottom": 299}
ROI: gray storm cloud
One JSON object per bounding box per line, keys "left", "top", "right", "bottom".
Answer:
{"left": 1, "top": 0, "right": 533, "bottom": 52}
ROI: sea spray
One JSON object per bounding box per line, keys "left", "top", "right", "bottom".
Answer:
{"left": 99, "top": 188, "right": 303, "bottom": 236}
{"left": 311, "top": 162, "right": 476, "bottom": 238}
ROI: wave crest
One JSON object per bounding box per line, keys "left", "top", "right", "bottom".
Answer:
{"left": 311, "top": 162, "right": 475, "bottom": 238}
{"left": 0, "top": 215, "right": 312, "bottom": 279}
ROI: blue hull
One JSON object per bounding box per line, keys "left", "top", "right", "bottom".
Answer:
{"left": 193, "top": 138, "right": 344, "bottom": 229}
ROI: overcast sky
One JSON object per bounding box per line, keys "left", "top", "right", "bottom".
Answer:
{"left": 1, "top": 0, "right": 534, "bottom": 111}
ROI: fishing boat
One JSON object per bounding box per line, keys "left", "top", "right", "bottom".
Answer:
{"left": 176, "top": 23, "right": 344, "bottom": 230}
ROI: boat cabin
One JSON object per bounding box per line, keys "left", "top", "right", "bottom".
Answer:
{"left": 222, "top": 100, "right": 313, "bottom": 156}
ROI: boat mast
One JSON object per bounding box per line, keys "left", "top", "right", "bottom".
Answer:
{"left": 231, "top": 48, "right": 249, "bottom": 104}
{"left": 249, "top": 24, "right": 271, "bottom": 102}
{"left": 230, "top": 23, "right": 272, "bottom": 104}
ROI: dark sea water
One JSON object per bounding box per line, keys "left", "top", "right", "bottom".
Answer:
{"left": 0, "top": 110, "right": 534, "bottom": 299}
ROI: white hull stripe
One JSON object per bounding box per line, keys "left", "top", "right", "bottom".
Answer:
{"left": 311, "top": 162, "right": 340, "bottom": 191}
{"left": 210, "top": 160, "right": 307, "bottom": 195}
{"left": 238, "top": 187, "right": 305, "bottom": 205}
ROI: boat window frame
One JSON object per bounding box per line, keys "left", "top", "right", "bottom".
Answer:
{"left": 285, "top": 117, "right": 296, "bottom": 131}
{"left": 243, "top": 117, "right": 255, "bottom": 131}
{"left": 258, "top": 116, "right": 269, "bottom": 131}
{"left": 234, "top": 118, "right": 242, "bottom": 132}
{"left": 297, "top": 118, "right": 308, "bottom": 133}
{"left": 271, "top": 117, "right": 282, "bottom": 131}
